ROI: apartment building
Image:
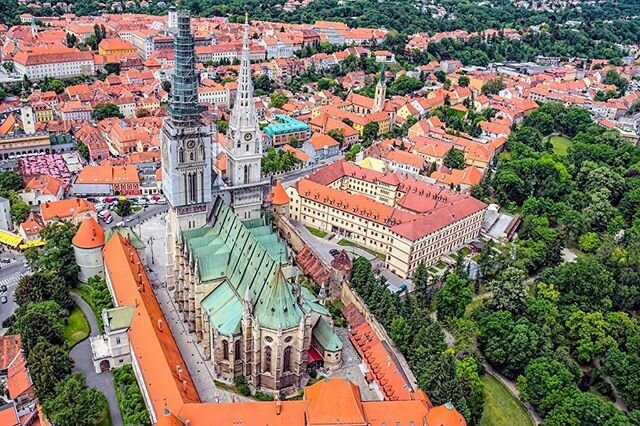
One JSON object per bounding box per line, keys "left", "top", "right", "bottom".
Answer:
{"left": 13, "top": 47, "right": 95, "bottom": 80}
{"left": 286, "top": 160, "right": 486, "bottom": 278}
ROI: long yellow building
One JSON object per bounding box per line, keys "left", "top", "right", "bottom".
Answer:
{"left": 286, "top": 160, "right": 486, "bottom": 278}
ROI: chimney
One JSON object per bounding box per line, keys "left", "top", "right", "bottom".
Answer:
{"left": 157, "top": 319, "right": 163, "bottom": 331}
{"left": 182, "top": 380, "right": 187, "bottom": 392}
{"left": 275, "top": 396, "right": 282, "bottom": 415}
{"left": 176, "top": 365, "right": 183, "bottom": 380}
{"left": 92, "top": 228, "right": 96, "bottom": 237}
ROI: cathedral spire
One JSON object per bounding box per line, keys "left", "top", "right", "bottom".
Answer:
{"left": 228, "top": 13, "right": 256, "bottom": 132}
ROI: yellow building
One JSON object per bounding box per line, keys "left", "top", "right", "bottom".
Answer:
{"left": 286, "top": 160, "right": 487, "bottom": 278}
{"left": 33, "top": 103, "right": 54, "bottom": 122}
{"left": 98, "top": 38, "right": 137, "bottom": 56}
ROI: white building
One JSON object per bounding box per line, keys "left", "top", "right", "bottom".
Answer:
{"left": 0, "top": 197, "right": 12, "bottom": 231}
{"left": 13, "top": 48, "right": 94, "bottom": 80}
{"left": 197, "top": 84, "right": 229, "bottom": 106}
{"left": 90, "top": 306, "right": 134, "bottom": 373}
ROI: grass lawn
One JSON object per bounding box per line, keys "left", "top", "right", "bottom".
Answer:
{"left": 458, "top": 247, "right": 471, "bottom": 257}
{"left": 549, "top": 135, "right": 573, "bottom": 156}
{"left": 305, "top": 225, "right": 328, "bottom": 238}
{"left": 479, "top": 374, "right": 533, "bottom": 426}
{"left": 63, "top": 304, "right": 90, "bottom": 349}
{"left": 72, "top": 285, "right": 104, "bottom": 331}
{"left": 337, "top": 239, "right": 386, "bottom": 260}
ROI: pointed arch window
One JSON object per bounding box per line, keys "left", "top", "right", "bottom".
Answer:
{"left": 222, "top": 340, "right": 229, "bottom": 360}
{"left": 178, "top": 147, "right": 185, "bottom": 163}
{"left": 283, "top": 346, "right": 292, "bottom": 373}
{"left": 234, "top": 340, "right": 241, "bottom": 360}
{"left": 264, "top": 346, "right": 272, "bottom": 373}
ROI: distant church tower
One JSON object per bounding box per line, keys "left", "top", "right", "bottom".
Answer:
{"left": 20, "top": 88, "right": 35, "bottom": 135}
{"left": 161, "top": 11, "right": 212, "bottom": 289}
{"left": 373, "top": 65, "right": 386, "bottom": 113}
{"left": 223, "top": 14, "right": 267, "bottom": 220}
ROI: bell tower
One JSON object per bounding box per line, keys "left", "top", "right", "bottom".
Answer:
{"left": 224, "top": 14, "right": 266, "bottom": 220}
{"left": 161, "top": 11, "right": 212, "bottom": 290}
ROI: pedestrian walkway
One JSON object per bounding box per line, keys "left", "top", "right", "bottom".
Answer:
{"left": 69, "top": 294, "right": 124, "bottom": 426}
{"left": 140, "top": 214, "right": 242, "bottom": 403}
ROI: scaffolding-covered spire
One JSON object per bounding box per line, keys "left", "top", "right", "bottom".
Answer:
{"left": 168, "top": 11, "right": 201, "bottom": 120}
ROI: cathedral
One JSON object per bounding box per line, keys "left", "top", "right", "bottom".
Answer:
{"left": 161, "top": 12, "right": 342, "bottom": 395}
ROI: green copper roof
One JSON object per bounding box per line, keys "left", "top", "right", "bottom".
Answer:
{"left": 301, "top": 286, "right": 330, "bottom": 316}
{"left": 312, "top": 317, "right": 343, "bottom": 352}
{"left": 105, "top": 226, "right": 146, "bottom": 249}
{"left": 184, "top": 198, "right": 298, "bottom": 334}
{"left": 253, "top": 265, "right": 303, "bottom": 330}
{"left": 263, "top": 115, "right": 309, "bottom": 137}
{"left": 201, "top": 281, "right": 243, "bottom": 336}
{"left": 105, "top": 306, "right": 135, "bottom": 332}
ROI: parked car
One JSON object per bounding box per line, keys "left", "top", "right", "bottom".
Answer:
{"left": 0, "top": 258, "right": 11, "bottom": 264}
{"left": 1, "top": 296, "right": 7, "bottom": 304}
{"left": 0, "top": 284, "right": 7, "bottom": 292}
{"left": 329, "top": 249, "right": 340, "bottom": 257}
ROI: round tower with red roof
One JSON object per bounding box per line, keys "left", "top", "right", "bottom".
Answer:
{"left": 72, "top": 217, "right": 105, "bottom": 282}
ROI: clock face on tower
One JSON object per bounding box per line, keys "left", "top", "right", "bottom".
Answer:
{"left": 244, "top": 133, "right": 253, "bottom": 141}
{"left": 187, "top": 140, "right": 195, "bottom": 149}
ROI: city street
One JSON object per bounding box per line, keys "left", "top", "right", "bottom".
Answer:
{"left": 102, "top": 203, "right": 169, "bottom": 230}
{"left": 0, "top": 253, "right": 28, "bottom": 333}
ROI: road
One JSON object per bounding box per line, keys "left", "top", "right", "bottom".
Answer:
{"left": 69, "top": 294, "right": 124, "bottom": 426}
{"left": 0, "top": 253, "right": 29, "bottom": 332}
{"left": 102, "top": 204, "right": 169, "bottom": 230}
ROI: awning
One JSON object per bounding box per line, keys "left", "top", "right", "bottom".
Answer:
{"left": 19, "top": 239, "right": 45, "bottom": 250}
{"left": 0, "top": 230, "right": 22, "bottom": 248}
{"left": 307, "top": 347, "right": 323, "bottom": 363}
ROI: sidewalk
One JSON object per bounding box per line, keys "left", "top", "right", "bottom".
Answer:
{"left": 140, "top": 214, "right": 240, "bottom": 403}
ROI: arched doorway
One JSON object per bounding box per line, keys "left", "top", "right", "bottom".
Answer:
{"left": 99, "top": 360, "right": 110, "bottom": 372}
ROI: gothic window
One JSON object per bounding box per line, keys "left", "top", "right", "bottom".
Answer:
{"left": 190, "top": 151, "right": 194, "bottom": 161}
{"left": 283, "top": 346, "right": 292, "bottom": 373}
{"left": 179, "top": 147, "right": 184, "bottom": 163}
{"left": 244, "top": 164, "right": 250, "bottom": 185}
{"left": 222, "top": 340, "right": 229, "bottom": 360}
{"left": 198, "top": 143, "right": 204, "bottom": 161}
{"left": 234, "top": 340, "right": 241, "bottom": 360}
{"left": 264, "top": 346, "right": 272, "bottom": 373}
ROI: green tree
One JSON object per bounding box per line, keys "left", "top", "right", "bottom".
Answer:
{"left": 541, "top": 256, "right": 615, "bottom": 312}
{"left": 14, "top": 271, "right": 73, "bottom": 311}
{"left": 388, "top": 75, "right": 424, "bottom": 96}
{"left": 578, "top": 232, "right": 600, "bottom": 253}
{"left": 455, "top": 356, "right": 485, "bottom": 425}
{"left": 76, "top": 141, "right": 90, "bottom": 161}
{"left": 104, "top": 62, "right": 121, "bottom": 75}
{"left": 91, "top": 103, "right": 123, "bottom": 121}
{"left": 412, "top": 262, "right": 433, "bottom": 308}
{"left": 434, "top": 70, "right": 447, "bottom": 83}
{"left": 481, "top": 77, "right": 504, "bottom": 95}
{"left": 566, "top": 310, "right": 616, "bottom": 364}
{"left": 362, "top": 121, "right": 380, "bottom": 144}
{"left": 113, "top": 365, "right": 150, "bottom": 425}
{"left": 390, "top": 316, "right": 412, "bottom": 353}
{"left": 115, "top": 199, "right": 132, "bottom": 217}
{"left": 26, "top": 221, "right": 80, "bottom": 286}
{"left": 27, "top": 341, "right": 72, "bottom": 400}
{"left": 10, "top": 199, "right": 30, "bottom": 224}
{"left": 217, "top": 120, "right": 229, "bottom": 134}
{"left": 0, "top": 171, "right": 23, "bottom": 192}
{"left": 13, "top": 301, "right": 64, "bottom": 355}
{"left": 436, "top": 272, "right": 472, "bottom": 322}
{"left": 559, "top": 107, "right": 593, "bottom": 138}
{"left": 345, "top": 143, "right": 361, "bottom": 162}
{"left": 161, "top": 80, "right": 171, "bottom": 94}
{"left": 544, "top": 389, "right": 632, "bottom": 426}
{"left": 443, "top": 148, "right": 466, "bottom": 169}
{"left": 270, "top": 92, "right": 289, "bottom": 108}
{"left": 517, "top": 356, "right": 577, "bottom": 416}
{"left": 489, "top": 267, "right": 528, "bottom": 314}
{"left": 508, "top": 126, "right": 545, "bottom": 151}
{"left": 43, "top": 373, "right": 107, "bottom": 426}
{"left": 458, "top": 75, "right": 470, "bottom": 87}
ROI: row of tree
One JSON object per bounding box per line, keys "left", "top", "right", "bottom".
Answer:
{"left": 10, "top": 222, "right": 108, "bottom": 425}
